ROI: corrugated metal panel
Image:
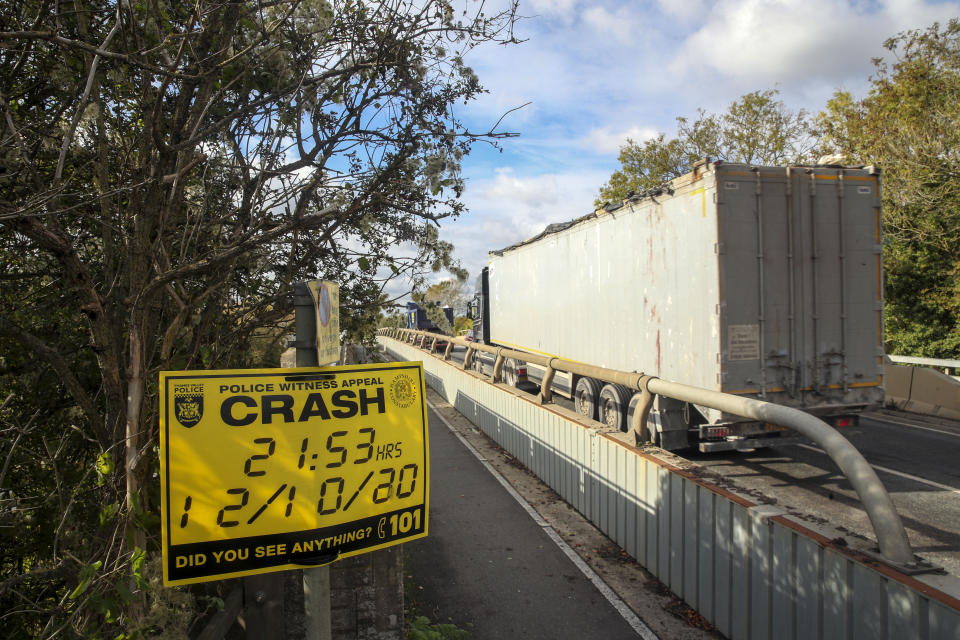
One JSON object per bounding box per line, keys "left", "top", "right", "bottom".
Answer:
{"left": 823, "top": 550, "right": 849, "bottom": 640}
{"left": 381, "top": 338, "right": 960, "bottom": 640}
{"left": 772, "top": 520, "right": 795, "bottom": 638}
{"left": 624, "top": 452, "right": 639, "bottom": 560}
{"left": 714, "top": 500, "right": 733, "bottom": 637}
{"left": 796, "top": 536, "right": 823, "bottom": 639}
{"left": 888, "top": 581, "right": 921, "bottom": 640}
{"left": 731, "top": 506, "right": 751, "bottom": 640}
{"left": 749, "top": 507, "right": 775, "bottom": 640}
{"left": 697, "top": 486, "right": 715, "bottom": 621}
{"left": 645, "top": 461, "right": 660, "bottom": 575}
{"left": 930, "top": 601, "right": 959, "bottom": 640}
{"left": 683, "top": 480, "right": 698, "bottom": 605}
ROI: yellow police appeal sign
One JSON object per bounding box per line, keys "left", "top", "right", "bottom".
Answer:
{"left": 159, "top": 362, "right": 428, "bottom": 586}
{"left": 307, "top": 280, "right": 340, "bottom": 365}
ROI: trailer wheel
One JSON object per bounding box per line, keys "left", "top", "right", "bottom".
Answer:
{"left": 472, "top": 353, "right": 485, "bottom": 375}
{"left": 574, "top": 377, "right": 600, "bottom": 421}
{"left": 503, "top": 358, "right": 521, "bottom": 387}
{"left": 599, "top": 384, "right": 632, "bottom": 432}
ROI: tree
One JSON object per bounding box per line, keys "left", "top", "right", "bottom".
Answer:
{"left": 599, "top": 90, "right": 815, "bottom": 203}
{"left": 598, "top": 134, "right": 687, "bottom": 202}
{"left": 453, "top": 315, "right": 473, "bottom": 335}
{"left": 817, "top": 20, "right": 960, "bottom": 357}
{"left": 421, "top": 277, "right": 471, "bottom": 315}
{"left": 0, "top": 0, "right": 519, "bottom": 635}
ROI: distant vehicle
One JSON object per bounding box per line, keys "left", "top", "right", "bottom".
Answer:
{"left": 470, "top": 160, "right": 885, "bottom": 452}
{"left": 403, "top": 301, "right": 454, "bottom": 334}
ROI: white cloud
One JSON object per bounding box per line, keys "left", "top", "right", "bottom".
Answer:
{"left": 655, "top": 0, "right": 708, "bottom": 19}
{"left": 671, "top": 0, "right": 960, "bottom": 85}
{"left": 527, "top": 0, "right": 579, "bottom": 22}
{"left": 483, "top": 167, "right": 564, "bottom": 209}
{"left": 435, "top": 167, "right": 611, "bottom": 282}
{"left": 582, "top": 5, "right": 643, "bottom": 43}
{"left": 581, "top": 125, "right": 659, "bottom": 154}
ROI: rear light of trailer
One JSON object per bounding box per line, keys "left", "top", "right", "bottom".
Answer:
{"left": 706, "top": 426, "right": 730, "bottom": 438}
{"left": 831, "top": 416, "right": 857, "bottom": 428}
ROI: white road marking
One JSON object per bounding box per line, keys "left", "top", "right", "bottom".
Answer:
{"left": 797, "top": 444, "right": 960, "bottom": 495}
{"left": 865, "top": 414, "right": 960, "bottom": 438}
{"left": 427, "top": 398, "right": 659, "bottom": 640}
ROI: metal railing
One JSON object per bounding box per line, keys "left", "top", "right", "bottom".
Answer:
{"left": 888, "top": 355, "right": 960, "bottom": 380}
{"left": 378, "top": 327, "right": 919, "bottom": 568}
{"left": 888, "top": 355, "right": 960, "bottom": 369}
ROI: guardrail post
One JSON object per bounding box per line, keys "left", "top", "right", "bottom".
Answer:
{"left": 646, "top": 377, "right": 917, "bottom": 566}
{"left": 429, "top": 337, "right": 438, "bottom": 353}
{"left": 492, "top": 349, "right": 506, "bottom": 383}
{"left": 443, "top": 341, "right": 454, "bottom": 361}
{"left": 463, "top": 346, "right": 475, "bottom": 371}
{"left": 630, "top": 375, "right": 656, "bottom": 445}
{"left": 538, "top": 359, "right": 556, "bottom": 404}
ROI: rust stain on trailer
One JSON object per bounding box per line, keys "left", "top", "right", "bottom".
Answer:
{"left": 656, "top": 329, "right": 662, "bottom": 376}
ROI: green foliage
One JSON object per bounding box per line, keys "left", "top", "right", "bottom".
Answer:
{"left": 0, "top": 0, "right": 520, "bottom": 635}
{"left": 599, "top": 89, "right": 815, "bottom": 203}
{"left": 407, "top": 615, "right": 471, "bottom": 640}
{"left": 599, "top": 134, "right": 688, "bottom": 202}
{"left": 453, "top": 316, "right": 473, "bottom": 334}
{"left": 379, "top": 312, "right": 405, "bottom": 329}
{"left": 710, "top": 89, "right": 815, "bottom": 165}
{"left": 817, "top": 19, "right": 960, "bottom": 358}
{"left": 410, "top": 293, "right": 455, "bottom": 335}
{"left": 420, "top": 278, "right": 470, "bottom": 316}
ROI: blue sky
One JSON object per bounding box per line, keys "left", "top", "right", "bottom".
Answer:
{"left": 414, "top": 0, "right": 960, "bottom": 295}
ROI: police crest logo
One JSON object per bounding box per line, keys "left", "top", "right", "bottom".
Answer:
{"left": 388, "top": 374, "right": 417, "bottom": 409}
{"left": 173, "top": 384, "right": 205, "bottom": 428}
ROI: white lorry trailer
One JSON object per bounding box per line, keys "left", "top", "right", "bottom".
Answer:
{"left": 470, "top": 160, "right": 885, "bottom": 452}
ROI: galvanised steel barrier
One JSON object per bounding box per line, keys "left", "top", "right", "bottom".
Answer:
{"left": 378, "top": 329, "right": 960, "bottom": 640}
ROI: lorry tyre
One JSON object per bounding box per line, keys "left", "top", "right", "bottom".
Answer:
{"left": 574, "top": 377, "right": 600, "bottom": 421}
{"left": 599, "top": 384, "right": 632, "bottom": 432}
{"left": 503, "top": 358, "right": 520, "bottom": 387}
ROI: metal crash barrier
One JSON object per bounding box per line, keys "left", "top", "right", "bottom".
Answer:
{"left": 380, "top": 327, "right": 922, "bottom": 570}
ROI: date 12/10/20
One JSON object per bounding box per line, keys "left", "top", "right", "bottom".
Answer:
{"left": 176, "top": 429, "right": 421, "bottom": 530}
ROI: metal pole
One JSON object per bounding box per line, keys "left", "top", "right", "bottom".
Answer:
{"left": 646, "top": 377, "right": 915, "bottom": 565}
{"left": 293, "top": 282, "right": 332, "bottom": 640}
{"left": 294, "top": 282, "right": 320, "bottom": 368}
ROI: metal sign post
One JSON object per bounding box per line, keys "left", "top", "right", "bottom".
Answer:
{"left": 295, "top": 281, "right": 329, "bottom": 640}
